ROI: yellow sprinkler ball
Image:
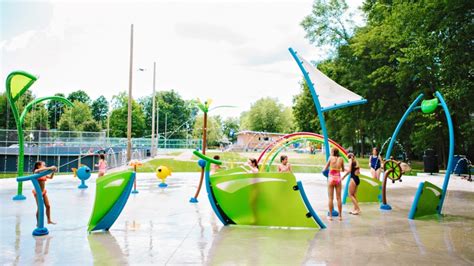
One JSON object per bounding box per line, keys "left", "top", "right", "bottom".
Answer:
{"left": 156, "top": 166, "right": 171, "bottom": 188}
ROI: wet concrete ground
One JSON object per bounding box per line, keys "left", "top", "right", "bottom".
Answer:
{"left": 0, "top": 172, "right": 473, "bottom": 265}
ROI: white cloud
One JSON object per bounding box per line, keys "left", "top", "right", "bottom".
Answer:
{"left": 1, "top": 0, "right": 364, "bottom": 119}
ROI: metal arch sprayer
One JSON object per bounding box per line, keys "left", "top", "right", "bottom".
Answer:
{"left": 5, "top": 71, "right": 73, "bottom": 201}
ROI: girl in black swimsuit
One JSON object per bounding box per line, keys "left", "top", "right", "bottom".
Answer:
{"left": 344, "top": 153, "right": 361, "bottom": 215}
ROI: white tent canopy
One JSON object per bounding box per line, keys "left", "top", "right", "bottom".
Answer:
{"left": 297, "top": 54, "right": 366, "bottom": 111}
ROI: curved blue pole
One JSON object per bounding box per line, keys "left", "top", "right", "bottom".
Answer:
{"left": 17, "top": 170, "right": 53, "bottom": 236}
{"left": 289, "top": 48, "right": 330, "bottom": 160}
{"left": 435, "top": 91, "right": 454, "bottom": 214}
{"left": 385, "top": 93, "right": 424, "bottom": 160}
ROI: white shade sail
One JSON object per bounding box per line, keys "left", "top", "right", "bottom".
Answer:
{"left": 297, "top": 54, "right": 366, "bottom": 111}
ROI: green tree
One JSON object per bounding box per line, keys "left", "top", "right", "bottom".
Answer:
{"left": 222, "top": 117, "right": 240, "bottom": 142}
{"left": 109, "top": 92, "right": 145, "bottom": 138}
{"left": 139, "top": 90, "right": 194, "bottom": 139}
{"left": 243, "top": 97, "right": 292, "bottom": 133}
{"left": 68, "top": 90, "right": 91, "bottom": 105}
{"left": 301, "top": 0, "right": 355, "bottom": 49}
{"left": 91, "top": 96, "right": 109, "bottom": 126}
{"left": 192, "top": 115, "right": 223, "bottom": 147}
{"left": 47, "top": 93, "right": 66, "bottom": 129}
{"left": 24, "top": 103, "right": 49, "bottom": 130}
{"left": 57, "top": 102, "right": 93, "bottom": 131}
{"left": 83, "top": 120, "right": 102, "bottom": 132}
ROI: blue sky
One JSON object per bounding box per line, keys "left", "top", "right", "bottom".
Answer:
{"left": 1, "top": 0, "right": 363, "bottom": 118}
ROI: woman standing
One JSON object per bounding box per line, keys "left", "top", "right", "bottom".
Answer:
{"left": 323, "top": 148, "right": 345, "bottom": 221}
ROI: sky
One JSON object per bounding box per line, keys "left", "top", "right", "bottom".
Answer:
{"left": 1, "top": 0, "right": 364, "bottom": 118}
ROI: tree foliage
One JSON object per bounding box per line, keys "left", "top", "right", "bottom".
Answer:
{"left": 297, "top": 0, "right": 474, "bottom": 162}
{"left": 46, "top": 93, "right": 67, "bottom": 129}
{"left": 109, "top": 92, "right": 145, "bottom": 138}
{"left": 240, "top": 97, "right": 294, "bottom": 133}
{"left": 57, "top": 102, "right": 97, "bottom": 132}
{"left": 91, "top": 96, "right": 109, "bottom": 125}
{"left": 192, "top": 115, "right": 224, "bottom": 147}
{"left": 67, "top": 90, "right": 91, "bottom": 105}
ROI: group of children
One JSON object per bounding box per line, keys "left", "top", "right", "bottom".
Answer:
{"left": 32, "top": 149, "right": 386, "bottom": 226}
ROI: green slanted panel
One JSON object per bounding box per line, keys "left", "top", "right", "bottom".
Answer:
{"left": 412, "top": 181, "right": 442, "bottom": 219}
{"left": 212, "top": 166, "right": 249, "bottom": 176}
{"left": 346, "top": 175, "right": 382, "bottom": 203}
{"left": 87, "top": 171, "right": 133, "bottom": 232}
{"left": 421, "top": 98, "right": 438, "bottom": 114}
{"left": 210, "top": 172, "right": 318, "bottom": 228}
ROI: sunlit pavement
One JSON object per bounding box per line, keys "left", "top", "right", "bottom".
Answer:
{"left": 1, "top": 171, "right": 473, "bottom": 265}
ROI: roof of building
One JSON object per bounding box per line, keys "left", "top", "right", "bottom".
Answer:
{"left": 236, "top": 130, "right": 286, "bottom": 136}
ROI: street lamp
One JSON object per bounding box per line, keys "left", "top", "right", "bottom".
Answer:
{"left": 138, "top": 62, "right": 157, "bottom": 157}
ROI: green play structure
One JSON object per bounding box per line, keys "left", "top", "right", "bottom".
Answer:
{"left": 88, "top": 171, "right": 135, "bottom": 232}
{"left": 5, "top": 71, "right": 73, "bottom": 200}
{"left": 195, "top": 150, "right": 326, "bottom": 229}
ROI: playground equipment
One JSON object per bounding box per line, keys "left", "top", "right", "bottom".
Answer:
{"left": 16, "top": 170, "right": 53, "bottom": 236}
{"left": 74, "top": 165, "right": 92, "bottom": 189}
{"left": 5, "top": 71, "right": 73, "bottom": 200}
{"left": 87, "top": 171, "right": 135, "bottom": 232}
{"left": 195, "top": 150, "right": 326, "bottom": 229}
{"left": 129, "top": 160, "right": 142, "bottom": 194}
{"left": 190, "top": 99, "right": 233, "bottom": 203}
{"left": 380, "top": 159, "right": 404, "bottom": 210}
{"left": 383, "top": 92, "right": 455, "bottom": 219}
{"left": 156, "top": 166, "right": 171, "bottom": 187}
{"left": 289, "top": 48, "right": 368, "bottom": 216}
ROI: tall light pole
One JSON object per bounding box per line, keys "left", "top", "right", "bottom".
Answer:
{"left": 126, "top": 24, "right": 134, "bottom": 162}
{"left": 151, "top": 61, "right": 156, "bottom": 157}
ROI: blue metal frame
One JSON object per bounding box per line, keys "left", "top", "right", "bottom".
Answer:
{"left": 408, "top": 182, "right": 425, "bottom": 219}
{"left": 17, "top": 170, "right": 53, "bottom": 236}
{"left": 342, "top": 173, "right": 351, "bottom": 204}
{"left": 435, "top": 91, "right": 454, "bottom": 214}
{"left": 92, "top": 172, "right": 135, "bottom": 231}
{"left": 321, "top": 99, "right": 367, "bottom": 113}
{"left": 289, "top": 47, "right": 330, "bottom": 160}
{"left": 297, "top": 181, "right": 326, "bottom": 229}
{"left": 385, "top": 93, "right": 424, "bottom": 160}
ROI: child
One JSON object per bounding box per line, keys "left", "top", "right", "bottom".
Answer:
{"left": 278, "top": 155, "right": 292, "bottom": 172}
{"left": 343, "top": 153, "right": 361, "bottom": 215}
{"left": 95, "top": 154, "right": 107, "bottom": 178}
{"left": 369, "top": 147, "right": 382, "bottom": 180}
{"left": 247, "top": 158, "right": 259, "bottom": 173}
{"left": 323, "top": 148, "right": 345, "bottom": 221}
{"left": 211, "top": 155, "right": 222, "bottom": 174}
{"left": 33, "top": 161, "right": 57, "bottom": 225}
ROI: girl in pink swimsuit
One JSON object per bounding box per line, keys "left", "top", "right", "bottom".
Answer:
{"left": 95, "top": 154, "right": 107, "bottom": 178}
{"left": 323, "top": 148, "right": 345, "bottom": 221}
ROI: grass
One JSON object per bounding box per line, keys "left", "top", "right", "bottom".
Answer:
{"left": 138, "top": 158, "right": 200, "bottom": 173}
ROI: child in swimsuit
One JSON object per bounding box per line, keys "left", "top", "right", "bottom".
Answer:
{"left": 343, "top": 153, "right": 361, "bottom": 215}
{"left": 323, "top": 148, "right": 345, "bottom": 221}
{"left": 210, "top": 155, "right": 222, "bottom": 174}
{"left": 95, "top": 154, "right": 107, "bottom": 178}
{"left": 369, "top": 147, "right": 382, "bottom": 180}
{"left": 247, "top": 158, "right": 259, "bottom": 173}
{"left": 278, "top": 155, "right": 292, "bottom": 173}
{"left": 32, "top": 161, "right": 57, "bottom": 225}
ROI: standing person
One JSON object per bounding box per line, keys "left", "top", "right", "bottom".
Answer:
{"left": 278, "top": 155, "right": 292, "bottom": 173}
{"left": 369, "top": 147, "right": 382, "bottom": 180}
{"left": 247, "top": 158, "right": 259, "bottom": 173}
{"left": 323, "top": 148, "right": 345, "bottom": 221}
{"left": 343, "top": 153, "right": 361, "bottom": 215}
{"left": 32, "top": 161, "right": 57, "bottom": 225}
{"left": 95, "top": 154, "right": 107, "bottom": 178}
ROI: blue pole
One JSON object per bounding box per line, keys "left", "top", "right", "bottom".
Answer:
{"left": 289, "top": 48, "right": 330, "bottom": 160}
{"left": 385, "top": 94, "right": 424, "bottom": 160}
{"left": 17, "top": 170, "right": 52, "bottom": 236}
{"left": 435, "top": 91, "right": 454, "bottom": 214}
